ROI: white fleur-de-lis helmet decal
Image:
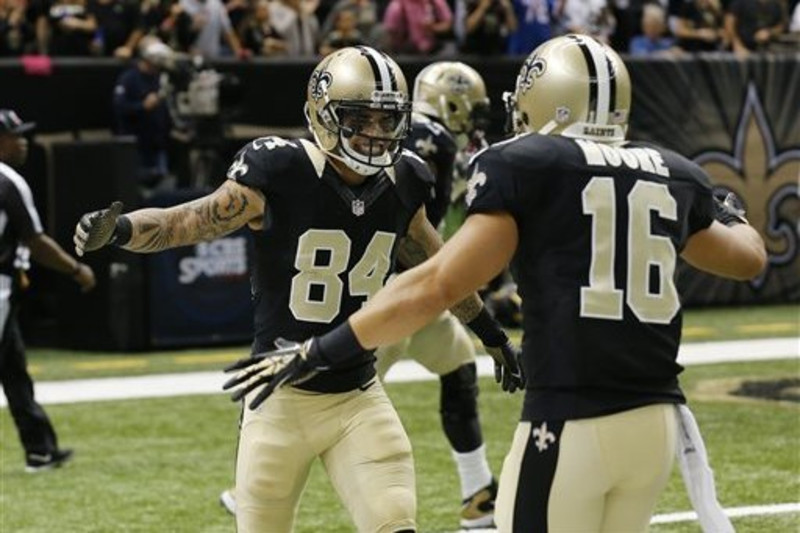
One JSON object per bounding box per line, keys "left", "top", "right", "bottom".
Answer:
{"left": 309, "top": 70, "right": 333, "bottom": 102}
{"left": 517, "top": 55, "right": 546, "bottom": 94}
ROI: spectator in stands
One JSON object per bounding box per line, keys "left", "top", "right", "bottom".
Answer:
{"left": 88, "top": 0, "right": 143, "bottom": 59}
{"left": 320, "top": 0, "right": 384, "bottom": 48}
{"left": 46, "top": 0, "right": 97, "bottom": 56}
{"left": 224, "top": 0, "right": 249, "bottom": 31}
{"left": 239, "top": 0, "right": 288, "bottom": 57}
{"left": 268, "top": 0, "right": 320, "bottom": 56}
{"left": 629, "top": 3, "right": 676, "bottom": 54}
{"left": 670, "top": 0, "right": 726, "bottom": 52}
{"left": 319, "top": 8, "right": 365, "bottom": 54}
{"left": 454, "top": 0, "right": 517, "bottom": 54}
{"left": 0, "top": 108, "right": 96, "bottom": 474}
{"left": 178, "top": 0, "right": 247, "bottom": 58}
{"left": 383, "top": 0, "right": 453, "bottom": 54}
{"left": 0, "top": 0, "right": 34, "bottom": 55}
{"left": 725, "top": 0, "right": 787, "bottom": 55}
{"left": 112, "top": 37, "right": 173, "bottom": 191}
{"left": 506, "top": 0, "right": 552, "bottom": 55}
{"left": 558, "top": 0, "right": 616, "bottom": 44}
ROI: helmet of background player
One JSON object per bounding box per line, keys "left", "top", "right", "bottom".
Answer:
{"left": 305, "top": 46, "right": 412, "bottom": 176}
{"left": 413, "top": 61, "right": 490, "bottom": 148}
{"left": 504, "top": 34, "right": 631, "bottom": 143}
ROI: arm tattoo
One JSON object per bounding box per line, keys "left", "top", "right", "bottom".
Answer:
{"left": 396, "top": 236, "right": 429, "bottom": 269}
{"left": 125, "top": 186, "right": 253, "bottom": 253}
{"left": 449, "top": 294, "right": 483, "bottom": 325}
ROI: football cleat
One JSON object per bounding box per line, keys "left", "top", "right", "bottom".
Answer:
{"left": 25, "top": 448, "right": 74, "bottom": 473}
{"left": 460, "top": 478, "right": 498, "bottom": 529}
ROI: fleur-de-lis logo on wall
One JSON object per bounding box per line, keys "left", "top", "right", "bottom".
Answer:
{"left": 694, "top": 83, "right": 800, "bottom": 288}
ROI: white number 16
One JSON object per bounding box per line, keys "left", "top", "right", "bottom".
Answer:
{"left": 581, "top": 177, "right": 680, "bottom": 325}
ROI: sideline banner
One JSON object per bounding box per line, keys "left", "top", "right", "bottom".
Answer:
{"left": 145, "top": 190, "right": 253, "bottom": 347}
{"left": 627, "top": 55, "right": 799, "bottom": 305}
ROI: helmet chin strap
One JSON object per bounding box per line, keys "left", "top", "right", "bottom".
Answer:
{"left": 337, "top": 134, "right": 393, "bottom": 175}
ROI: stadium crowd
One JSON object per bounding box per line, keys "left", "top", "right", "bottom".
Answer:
{"left": 0, "top": 0, "right": 798, "bottom": 60}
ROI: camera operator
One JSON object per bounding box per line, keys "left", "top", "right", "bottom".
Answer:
{"left": 158, "top": 52, "right": 243, "bottom": 190}
{"left": 112, "top": 36, "right": 174, "bottom": 193}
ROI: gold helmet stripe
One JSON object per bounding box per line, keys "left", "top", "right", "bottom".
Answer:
{"left": 357, "top": 46, "right": 397, "bottom": 93}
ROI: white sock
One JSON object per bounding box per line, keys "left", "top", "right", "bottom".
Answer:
{"left": 452, "top": 444, "right": 493, "bottom": 500}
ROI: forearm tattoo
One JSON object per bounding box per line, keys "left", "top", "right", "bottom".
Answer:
{"left": 449, "top": 294, "right": 483, "bottom": 325}
{"left": 396, "top": 236, "right": 429, "bottom": 269}
{"left": 126, "top": 186, "right": 251, "bottom": 253}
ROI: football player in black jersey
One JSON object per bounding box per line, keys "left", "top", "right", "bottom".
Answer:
{"left": 376, "top": 61, "right": 500, "bottom": 529}
{"left": 234, "top": 35, "right": 767, "bottom": 532}
{"left": 73, "top": 46, "right": 521, "bottom": 533}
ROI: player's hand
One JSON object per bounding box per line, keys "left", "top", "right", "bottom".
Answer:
{"left": 713, "top": 191, "right": 748, "bottom": 226}
{"left": 74, "top": 201, "right": 124, "bottom": 256}
{"left": 222, "top": 338, "right": 328, "bottom": 409}
{"left": 485, "top": 339, "right": 525, "bottom": 393}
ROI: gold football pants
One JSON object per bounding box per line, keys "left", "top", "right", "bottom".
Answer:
{"left": 235, "top": 381, "right": 416, "bottom": 533}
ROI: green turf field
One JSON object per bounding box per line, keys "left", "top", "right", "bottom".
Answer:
{"left": 1, "top": 305, "right": 798, "bottom": 532}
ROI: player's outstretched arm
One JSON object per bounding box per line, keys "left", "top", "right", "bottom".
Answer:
{"left": 395, "top": 209, "right": 525, "bottom": 391}
{"left": 74, "top": 180, "right": 265, "bottom": 256}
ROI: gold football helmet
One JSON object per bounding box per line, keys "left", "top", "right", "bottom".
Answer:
{"left": 305, "top": 46, "right": 412, "bottom": 175}
{"left": 505, "top": 34, "right": 631, "bottom": 142}
{"left": 413, "top": 61, "right": 490, "bottom": 144}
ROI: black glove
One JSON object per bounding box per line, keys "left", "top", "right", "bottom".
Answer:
{"left": 467, "top": 308, "right": 525, "bottom": 393}
{"left": 713, "top": 191, "right": 748, "bottom": 227}
{"left": 74, "top": 201, "right": 131, "bottom": 256}
{"left": 484, "top": 339, "right": 525, "bottom": 393}
{"left": 222, "top": 338, "right": 328, "bottom": 409}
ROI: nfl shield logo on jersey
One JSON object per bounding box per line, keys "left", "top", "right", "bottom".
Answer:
{"left": 352, "top": 199, "right": 365, "bottom": 216}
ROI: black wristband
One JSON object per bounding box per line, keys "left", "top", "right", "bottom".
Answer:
{"left": 466, "top": 307, "right": 506, "bottom": 347}
{"left": 313, "top": 321, "right": 367, "bottom": 366}
{"left": 110, "top": 215, "right": 133, "bottom": 246}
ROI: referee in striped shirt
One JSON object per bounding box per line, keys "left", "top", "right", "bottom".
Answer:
{"left": 0, "top": 109, "right": 95, "bottom": 473}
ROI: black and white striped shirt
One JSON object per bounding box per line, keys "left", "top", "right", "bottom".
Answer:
{"left": 0, "top": 162, "right": 43, "bottom": 277}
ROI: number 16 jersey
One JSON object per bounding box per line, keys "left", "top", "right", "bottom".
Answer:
{"left": 466, "top": 133, "right": 715, "bottom": 420}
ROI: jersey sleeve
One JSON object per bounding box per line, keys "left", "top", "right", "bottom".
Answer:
{"left": 0, "top": 169, "right": 43, "bottom": 242}
{"left": 225, "top": 136, "right": 302, "bottom": 194}
{"left": 394, "top": 150, "right": 435, "bottom": 212}
{"left": 464, "top": 147, "right": 520, "bottom": 218}
{"left": 684, "top": 161, "right": 715, "bottom": 235}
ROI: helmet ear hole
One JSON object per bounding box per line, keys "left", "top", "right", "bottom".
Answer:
{"left": 521, "top": 112, "right": 529, "bottom": 126}
{"left": 447, "top": 102, "right": 458, "bottom": 114}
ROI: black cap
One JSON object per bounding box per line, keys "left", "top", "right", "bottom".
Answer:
{"left": 0, "top": 109, "right": 36, "bottom": 135}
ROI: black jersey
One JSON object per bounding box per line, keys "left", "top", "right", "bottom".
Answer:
{"left": 0, "top": 162, "right": 42, "bottom": 277}
{"left": 466, "top": 134, "right": 715, "bottom": 420}
{"left": 403, "top": 113, "right": 457, "bottom": 228}
{"left": 229, "top": 137, "right": 433, "bottom": 393}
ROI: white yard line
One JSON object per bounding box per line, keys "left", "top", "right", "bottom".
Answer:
{"left": 1, "top": 337, "right": 797, "bottom": 407}
{"left": 447, "top": 502, "right": 800, "bottom": 531}
{"left": 2, "top": 337, "right": 798, "bottom": 528}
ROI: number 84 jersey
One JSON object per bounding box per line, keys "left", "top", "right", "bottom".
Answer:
{"left": 228, "top": 136, "right": 433, "bottom": 393}
{"left": 466, "top": 133, "right": 716, "bottom": 420}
